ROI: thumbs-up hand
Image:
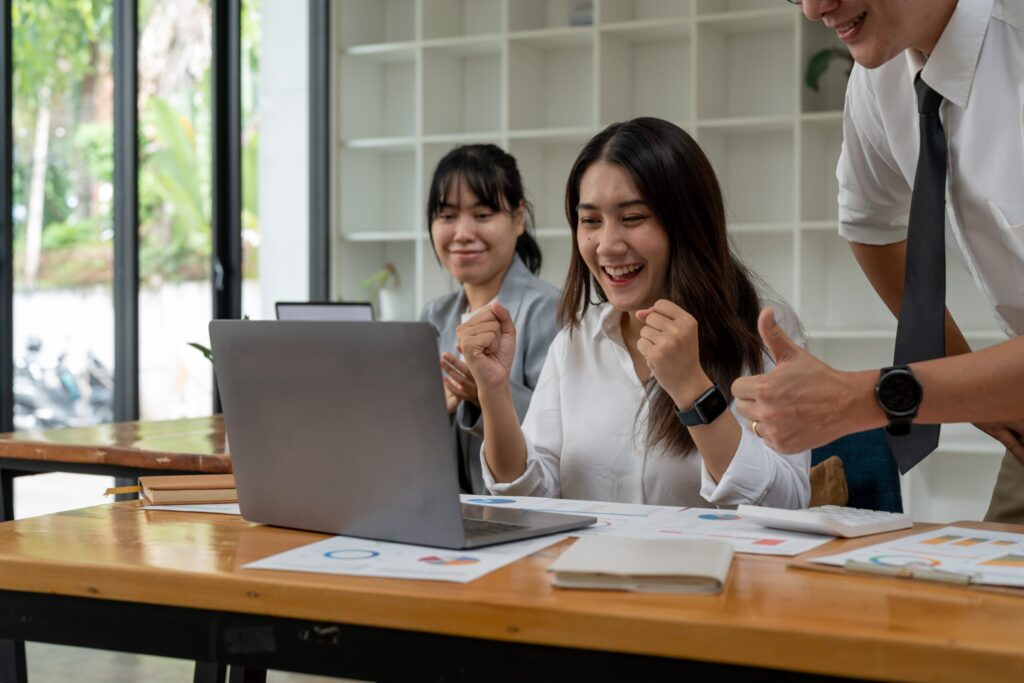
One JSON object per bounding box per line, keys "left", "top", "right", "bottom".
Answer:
{"left": 455, "top": 302, "right": 517, "bottom": 393}
{"left": 732, "top": 307, "right": 864, "bottom": 453}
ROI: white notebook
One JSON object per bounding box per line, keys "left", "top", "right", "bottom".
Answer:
{"left": 549, "top": 536, "right": 734, "bottom": 594}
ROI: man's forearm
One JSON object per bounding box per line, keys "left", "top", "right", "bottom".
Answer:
{"left": 841, "top": 336, "right": 1024, "bottom": 430}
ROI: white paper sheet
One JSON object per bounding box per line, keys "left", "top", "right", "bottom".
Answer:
{"left": 461, "top": 494, "right": 685, "bottom": 537}
{"left": 459, "top": 497, "right": 830, "bottom": 555}
{"left": 141, "top": 503, "right": 241, "bottom": 515}
{"left": 810, "top": 525, "right": 1024, "bottom": 587}
{"left": 243, "top": 533, "right": 563, "bottom": 583}
{"left": 596, "top": 507, "right": 835, "bottom": 556}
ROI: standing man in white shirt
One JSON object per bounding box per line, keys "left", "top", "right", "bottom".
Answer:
{"left": 733, "top": 0, "right": 1024, "bottom": 522}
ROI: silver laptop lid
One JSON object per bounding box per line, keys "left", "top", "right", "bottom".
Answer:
{"left": 210, "top": 320, "right": 465, "bottom": 548}
{"left": 275, "top": 301, "right": 374, "bottom": 321}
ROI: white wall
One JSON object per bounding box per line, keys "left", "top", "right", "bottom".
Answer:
{"left": 257, "top": 0, "right": 311, "bottom": 318}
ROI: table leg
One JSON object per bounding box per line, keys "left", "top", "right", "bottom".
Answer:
{"left": 0, "top": 638, "right": 27, "bottom": 683}
{"left": 227, "top": 667, "right": 266, "bottom": 683}
{"left": 192, "top": 661, "right": 226, "bottom": 683}
{"left": 0, "top": 468, "right": 15, "bottom": 522}
{"left": 113, "top": 476, "right": 138, "bottom": 503}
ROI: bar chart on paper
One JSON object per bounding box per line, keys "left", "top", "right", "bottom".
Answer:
{"left": 812, "top": 526, "right": 1024, "bottom": 587}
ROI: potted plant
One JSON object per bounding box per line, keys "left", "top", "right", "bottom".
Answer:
{"left": 360, "top": 262, "right": 400, "bottom": 319}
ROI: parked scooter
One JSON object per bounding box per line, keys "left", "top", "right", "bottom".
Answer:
{"left": 13, "top": 338, "right": 114, "bottom": 430}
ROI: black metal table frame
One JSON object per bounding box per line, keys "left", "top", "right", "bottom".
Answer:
{"left": 0, "top": 458, "right": 204, "bottom": 522}
{"left": 0, "top": 589, "right": 862, "bottom": 683}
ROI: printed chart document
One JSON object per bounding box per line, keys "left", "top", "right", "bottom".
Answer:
{"left": 810, "top": 526, "right": 1024, "bottom": 588}
{"left": 243, "top": 534, "right": 563, "bottom": 584}
{"left": 596, "top": 507, "right": 833, "bottom": 556}
{"left": 460, "top": 494, "right": 682, "bottom": 536}
{"left": 549, "top": 536, "right": 733, "bottom": 594}
{"left": 459, "top": 498, "right": 831, "bottom": 556}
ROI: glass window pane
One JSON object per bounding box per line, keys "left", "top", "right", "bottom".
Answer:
{"left": 138, "top": 0, "right": 214, "bottom": 419}
{"left": 12, "top": 0, "right": 116, "bottom": 432}
{"left": 242, "top": 0, "right": 261, "bottom": 320}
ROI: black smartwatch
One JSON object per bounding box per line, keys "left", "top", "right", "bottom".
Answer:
{"left": 675, "top": 385, "right": 729, "bottom": 427}
{"left": 876, "top": 365, "right": 923, "bottom": 436}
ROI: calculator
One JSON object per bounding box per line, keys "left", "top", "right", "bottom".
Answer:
{"left": 736, "top": 505, "right": 913, "bottom": 538}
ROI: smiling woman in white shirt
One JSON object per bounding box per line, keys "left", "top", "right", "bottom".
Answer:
{"left": 456, "top": 117, "right": 811, "bottom": 508}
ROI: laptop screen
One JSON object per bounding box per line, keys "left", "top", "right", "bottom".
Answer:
{"left": 275, "top": 302, "right": 374, "bottom": 322}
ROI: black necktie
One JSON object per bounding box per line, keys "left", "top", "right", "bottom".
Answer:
{"left": 888, "top": 74, "right": 946, "bottom": 474}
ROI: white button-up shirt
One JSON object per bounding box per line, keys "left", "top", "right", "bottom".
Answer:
{"left": 482, "top": 302, "right": 811, "bottom": 508}
{"left": 837, "top": 0, "right": 1024, "bottom": 337}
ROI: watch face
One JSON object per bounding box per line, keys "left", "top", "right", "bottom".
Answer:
{"left": 878, "top": 370, "right": 923, "bottom": 415}
{"left": 698, "top": 386, "right": 729, "bottom": 422}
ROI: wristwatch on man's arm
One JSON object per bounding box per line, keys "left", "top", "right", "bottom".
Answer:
{"left": 875, "top": 365, "right": 924, "bottom": 436}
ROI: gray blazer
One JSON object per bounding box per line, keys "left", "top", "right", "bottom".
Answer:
{"left": 419, "top": 256, "right": 560, "bottom": 494}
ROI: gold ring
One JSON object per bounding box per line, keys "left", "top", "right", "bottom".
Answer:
{"left": 751, "top": 420, "right": 762, "bottom": 438}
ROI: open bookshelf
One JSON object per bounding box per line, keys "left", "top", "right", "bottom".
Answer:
{"left": 331, "top": 0, "right": 1006, "bottom": 521}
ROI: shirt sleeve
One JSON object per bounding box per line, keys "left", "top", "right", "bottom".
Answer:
{"left": 699, "top": 301, "right": 812, "bottom": 509}
{"left": 837, "top": 65, "right": 913, "bottom": 246}
{"left": 481, "top": 331, "right": 564, "bottom": 498}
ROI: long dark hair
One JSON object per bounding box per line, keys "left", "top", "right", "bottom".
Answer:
{"left": 560, "top": 117, "right": 765, "bottom": 456}
{"left": 426, "top": 144, "right": 542, "bottom": 275}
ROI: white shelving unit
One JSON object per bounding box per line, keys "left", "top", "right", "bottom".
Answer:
{"left": 331, "top": 0, "right": 1007, "bottom": 521}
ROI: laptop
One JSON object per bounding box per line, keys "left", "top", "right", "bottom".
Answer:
{"left": 209, "top": 320, "right": 595, "bottom": 549}
{"left": 275, "top": 301, "right": 375, "bottom": 321}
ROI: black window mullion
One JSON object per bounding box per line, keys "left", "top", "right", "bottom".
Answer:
{"left": 113, "top": 0, "right": 139, "bottom": 423}
{"left": 211, "top": 0, "right": 242, "bottom": 413}
{"left": 309, "top": 0, "right": 330, "bottom": 301}
{"left": 212, "top": 0, "right": 243, "bottom": 323}
{"left": 0, "top": 0, "right": 12, "bottom": 433}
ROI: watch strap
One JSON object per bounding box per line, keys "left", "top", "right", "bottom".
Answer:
{"left": 675, "top": 385, "right": 727, "bottom": 427}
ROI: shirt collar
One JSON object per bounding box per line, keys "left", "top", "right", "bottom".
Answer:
{"left": 593, "top": 302, "right": 622, "bottom": 342}
{"left": 905, "top": 0, "right": 993, "bottom": 109}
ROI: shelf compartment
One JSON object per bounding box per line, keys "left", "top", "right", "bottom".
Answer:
{"left": 800, "top": 116, "right": 843, "bottom": 223}
{"left": 336, "top": 0, "right": 416, "bottom": 48}
{"left": 798, "top": 231, "right": 896, "bottom": 330}
{"left": 335, "top": 240, "right": 418, "bottom": 321}
{"left": 423, "top": 39, "right": 502, "bottom": 136}
{"left": 422, "top": 0, "right": 503, "bottom": 40}
{"left": 599, "top": 0, "right": 693, "bottom": 23}
{"left": 510, "top": 0, "right": 594, "bottom": 32}
{"left": 509, "top": 35, "right": 595, "bottom": 131}
{"left": 801, "top": 19, "right": 851, "bottom": 113}
{"left": 699, "top": 126, "right": 795, "bottom": 225}
{"left": 339, "top": 147, "right": 417, "bottom": 236}
{"left": 696, "top": 5, "right": 793, "bottom": 22}
{"left": 804, "top": 337, "right": 896, "bottom": 371}
{"left": 537, "top": 233, "right": 575, "bottom": 287}
{"left": 696, "top": 10, "right": 795, "bottom": 120}
{"left": 599, "top": 21, "right": 693, "bottom": 124}
{"left": 508, "top": 136, "right": 589, "bottom": 231}
{"left": 338, "top": 48, "right": 416, "bottom": 139}
{"left": 730, "top": 232, "right": 795, "bottom": 307}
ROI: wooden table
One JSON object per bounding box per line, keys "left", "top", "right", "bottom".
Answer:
{"left": 0, "top": 416, "right": 229, "bottom": 520}
{"left": 0, "top": 504, "right": 1022, "bottom": 682}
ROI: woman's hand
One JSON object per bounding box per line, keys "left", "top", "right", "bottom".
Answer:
{"left": 443, "top": 383, "right": 459, "bottom": 414}
{"left": 455, "top": 302, "right": 516, "bottom": 394}
{"left": 441, "top": 352, "right": 479, "bottom": 407}
{"left": 636, "top": 299, "right": 712, "bottom": 408}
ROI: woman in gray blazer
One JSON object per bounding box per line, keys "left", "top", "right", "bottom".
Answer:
{"left": 419, "top": 145, "right": 559, "bottom": 494}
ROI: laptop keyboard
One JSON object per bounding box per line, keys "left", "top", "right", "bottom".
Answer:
{"left": 462, "top": 517, "right": 529, "bottom": 536}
